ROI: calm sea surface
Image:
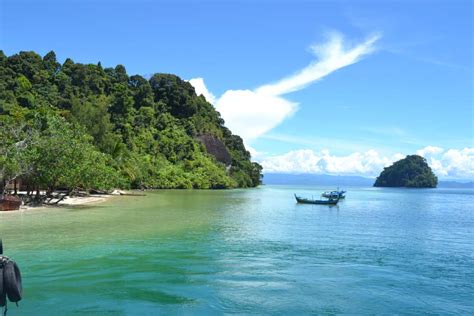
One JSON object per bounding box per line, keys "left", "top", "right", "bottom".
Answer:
{"left": 0, "top": 185, "right": 473, "bottom": 315}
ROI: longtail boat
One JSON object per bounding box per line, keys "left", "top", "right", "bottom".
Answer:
{"left": 294, "top": 194, "right": 339, "bottom": 205}
{"left": 0, "top": 195, "right": 21, "bottom": 211}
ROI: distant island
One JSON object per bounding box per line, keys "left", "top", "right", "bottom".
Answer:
{"left": 0, "top": 50, "right": 262, "bottom": 200}
{"left": 374, "top": 155, "right": 438, "bottom": 188}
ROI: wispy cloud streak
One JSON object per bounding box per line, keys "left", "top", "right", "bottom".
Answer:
{"left": 256, "top": 32, "right": 380, "bottom": 96}
{"left": 190, "top": 32, "right": 381, "bottom": 145}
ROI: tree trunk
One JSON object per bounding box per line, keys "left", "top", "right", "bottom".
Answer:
{"left": 1, "top": 179, "right": 5, "bottom": 196}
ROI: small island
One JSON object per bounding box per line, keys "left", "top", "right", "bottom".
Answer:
{"left": 374, "top": 155, "right": 438, "bottom": 188}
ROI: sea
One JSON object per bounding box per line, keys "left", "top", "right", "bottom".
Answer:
{"left": 0, "top": 185, "right": 473, "bottom": 315}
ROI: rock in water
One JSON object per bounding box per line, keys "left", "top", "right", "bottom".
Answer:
{"left": 374, "top": 155, "right": 438, "bottom": 188}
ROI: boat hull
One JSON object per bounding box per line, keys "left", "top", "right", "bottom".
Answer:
{"left": 294, "top": 194, "right": 339, "bottom": 205}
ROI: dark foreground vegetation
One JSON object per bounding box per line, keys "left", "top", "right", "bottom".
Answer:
{"left": 0, "top": 51, "right": 262, "bottom": 198}
{"left": 374, "top": 155, "right": 438, "bottom": 188}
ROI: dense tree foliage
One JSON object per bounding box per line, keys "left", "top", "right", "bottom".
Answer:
{"left": 0, "top": 50, "right": 262, "bottom": 192}
{"left": 374, "top": 155, "right": 438, "bottom": 188}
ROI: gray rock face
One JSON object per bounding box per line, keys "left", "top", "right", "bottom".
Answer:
{"left": 197, "top": 135, "right": 232, "bottom": 166}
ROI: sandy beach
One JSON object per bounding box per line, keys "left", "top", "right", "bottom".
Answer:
{"left": 56, "top": 194, "right": 112, "bottom": 206}
{"left": 9, "top": 193, "right": 118, "bottom": 212}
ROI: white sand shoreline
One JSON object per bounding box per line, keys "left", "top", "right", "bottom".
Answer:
{"left": 1, "top": 190, "right": 148, "bottom": 213}
{"left": 56, "top": 194, "right": 111, "bottom": 206}
{"left": 1, "top": 193, "right": 120, "bottom": 213}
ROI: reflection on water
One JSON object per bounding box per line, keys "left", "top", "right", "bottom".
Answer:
{"left": 1, "top": 186, "right": 473, "bottom": 315}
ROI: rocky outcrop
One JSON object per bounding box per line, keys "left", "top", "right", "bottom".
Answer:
{"left": 374, "top": 155, "right": 438, "bottom": 188}
{"left": 197, "top": 135, "right": 232, "bottom": 166}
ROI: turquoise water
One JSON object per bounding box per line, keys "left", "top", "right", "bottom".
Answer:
{"left": 0, "top": 185, "right": 473, "bottom": 315}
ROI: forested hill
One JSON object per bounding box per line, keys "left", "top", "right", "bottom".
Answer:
{"left": 0, "top": 50, "right": 262, "bottom": 192}
{"left": 374, "top": 155, "right": 438, "bottom": 188}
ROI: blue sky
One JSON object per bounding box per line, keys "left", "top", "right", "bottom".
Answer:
{"left": 1, "top": 0, "right": 473, "bottom": 178}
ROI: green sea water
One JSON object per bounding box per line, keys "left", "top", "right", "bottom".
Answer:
{"left": 0, "top": 185, "right": 473, "bottom": 315}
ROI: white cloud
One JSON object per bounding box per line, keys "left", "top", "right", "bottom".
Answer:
{"left": 416, "top": 147, "right": 474, "bottom": 179}
{"left": 260, "top": 147, "right": 474, "bottom": 179}
{"left": 416, "top": 146, "right": 444, "bottom": 157}
{"left": 245, "top": 144, "right": 266, "bottom": 160}
{"left": 260, "top": 149, "right": 396, "bottom": 177}
{"left": 188, "top": 77, "right": 216, "bottom": 104}
{"left": 189, "top": 32, "right": 381, "bottom": 144}
{"left": 438, "top": 148, "right": 474, "bottom": 178}
{"left": 215, "top": 89, "right": 297, "bottom": 143}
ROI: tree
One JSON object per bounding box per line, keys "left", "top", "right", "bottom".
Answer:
{"left": 0, "top": 117, "right": 37, "bottom": 194}
{"left": 28, "top": 113, "right": 121, "bottom": 193}
{"left": 43, "top": 51, "right": 61, "bottom": 75}
{"left": 69, "top": 95, "right": 119, "bottom": 153}
{"left": 149, "top": 74, "right": 198, "bottom": 118}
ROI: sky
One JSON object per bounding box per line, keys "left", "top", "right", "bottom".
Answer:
{"left": 1, "top": 0, "right": 473, "bottom": 179}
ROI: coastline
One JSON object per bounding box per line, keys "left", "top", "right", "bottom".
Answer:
{"left": 51, "top": 194, "right": 113, "bottom": 207}
{"left": 1, "top": 193, "right": 119, "bottom": 213}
